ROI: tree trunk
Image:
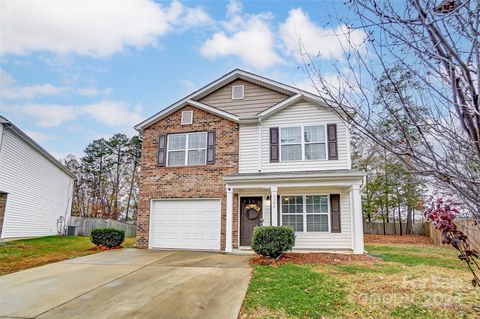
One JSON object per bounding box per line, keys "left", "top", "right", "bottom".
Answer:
{"left": 398, "top": 205, "right": 403, "bottom": 236}
{"left": 381, "top": 206, "right": 386, "bottom": 235}
{"left": 125, "top": 160, "right": 137, "bottom": 222}
{"left": 405, "top": 205, "right": 414, "bottom": 235}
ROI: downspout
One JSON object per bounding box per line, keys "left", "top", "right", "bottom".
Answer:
{"left": 258, "top": 118, "right": 262, "bottom": 172}
{"left": 62, "top": 176, "right": 74, "bottom": 235}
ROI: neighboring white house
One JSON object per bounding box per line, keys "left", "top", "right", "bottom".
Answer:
{"left": 0, "top": 116, "right": 74, "bottom": 239}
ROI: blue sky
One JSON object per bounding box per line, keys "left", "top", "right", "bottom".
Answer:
{"left": 0, "top": 0, "right": 360, "bottom": 159}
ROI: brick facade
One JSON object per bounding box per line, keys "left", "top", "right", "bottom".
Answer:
{"left": 136, "top": 105, "right": 239, "bottom": 250}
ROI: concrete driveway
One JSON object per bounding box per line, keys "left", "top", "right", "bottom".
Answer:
{"left": 0, "top": 249, "right": 251, "bottom": 319}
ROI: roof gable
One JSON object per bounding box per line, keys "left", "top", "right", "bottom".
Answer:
{"left": 134, "top": 69, "right": 345, "bottom": 131}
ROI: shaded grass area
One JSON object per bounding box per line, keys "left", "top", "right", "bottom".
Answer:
{"left": 242, "top": 241, "right": 480, "bottom": 319}
{"left": 0, "top": 236, "right": 135, "bottom": 275}
{"left": 243, "top": 264, "right": 346, "bottom": 319}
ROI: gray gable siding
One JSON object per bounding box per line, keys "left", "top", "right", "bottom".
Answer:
{"left": 198, "top": 79, "right": 289, "bottom": 117}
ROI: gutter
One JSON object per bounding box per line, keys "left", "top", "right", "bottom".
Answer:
{"left": 224, "top": 172, "right": 366, "bottom": 184}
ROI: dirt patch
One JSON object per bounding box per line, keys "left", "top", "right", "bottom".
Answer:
{"left": 250, "top": 252, "right": 382, "bottom": 266}
{"left": 365, "top": 234, "right": 434, "bottom": 245}
{"left": 87, "top": 245, "right": 124, "bottom": 251}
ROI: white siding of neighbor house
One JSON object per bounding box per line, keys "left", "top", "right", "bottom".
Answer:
{"left": 238, "top": 100, "right": 351, "bottom": 173}
{"left": 0, "top": 129, "right": 73, "bottom": 238}
{"left": 279, "top": 188, "right": 353, "bottom": 250}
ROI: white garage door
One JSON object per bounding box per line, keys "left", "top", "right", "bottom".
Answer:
{"left": 150, "top": 199, "right": 221, "bottom": 250}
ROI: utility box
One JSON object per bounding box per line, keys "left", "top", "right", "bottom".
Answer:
{"left": 66, "top": 225, "right": 79, "bottom": 236}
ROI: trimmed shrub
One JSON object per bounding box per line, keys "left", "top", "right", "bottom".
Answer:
{"left": 90, "top": 228, "right": 125, "bottom": 248}
{"left": 251, "top": 226, "right": 295, "bottom": 258}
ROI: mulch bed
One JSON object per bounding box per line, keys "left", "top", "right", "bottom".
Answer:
{"left": 87, "top": 245, "right": 124, "bottom": 251}
{"left": 250, "top": 252, "right": 382, "bottom": 266}
{"left": 364, "top": 234, "right": 434, "bottom": 245}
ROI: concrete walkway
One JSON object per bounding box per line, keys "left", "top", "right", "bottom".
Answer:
{"left": 0, "top": 249, "right": 251, "bottom": 319}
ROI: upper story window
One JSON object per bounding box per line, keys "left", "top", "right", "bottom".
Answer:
{"left": 167, "top": 132, "right": 207, "bottom": 166}
{"left": 280, "top": 125, "right": 326, "bottom": 161}
{"left": 181, "top": 110, "right": 193, "bottom": 125}
{"left": 232, "top": 85, "right": 244, "bottom": 100}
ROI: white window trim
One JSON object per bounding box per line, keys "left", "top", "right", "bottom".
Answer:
{"left": 232, "top": 85, "right": 245, "bottom": 100}
{"left": 181, "top": 110, "right": 193, "bottom": 125}
{"left": 166, "top": 132, "right": 207, "bottom": 166}
{"left": 279, "top": 124, "right": 328, "bottom": 162}
{"left": 280, "top": 194, "right": 331, "bottom": 233}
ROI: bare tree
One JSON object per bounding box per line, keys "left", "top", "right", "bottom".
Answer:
{"left": 301, "top": 0, "right": 479, "bottom": 225}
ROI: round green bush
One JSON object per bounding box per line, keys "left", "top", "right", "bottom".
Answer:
{"left": 90, "top": 228, "right": 125, "bottom": 248}
{"left": 251, "top": 226, "right": 295, "bottom": 258}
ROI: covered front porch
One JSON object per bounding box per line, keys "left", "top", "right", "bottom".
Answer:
{"left": 223, "top": 171, "right": 366, "bottom": 254}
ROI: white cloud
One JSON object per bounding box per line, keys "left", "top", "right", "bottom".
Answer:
{"left": 0, "top": 69, "right": 112, "bottom": 99}
{"left": 77, "top": 87, "right": 112, "bottom": 97}
{"left": 2, "top": 101, "right": 143, "bottom": 128}
{"left": 7, "top": 104, "right": 78, "bottom": 127}
{"left": 279, "top": 8, "right": 366, "bottom": 62}
{"left": 83, "top": 101, "right": 144, "bottom": 127}
{"left": 24, "top": 130, "right": 57, "bottom": 142}
{"left": 1, "top": 0, "right": 212, "bottom": 57}
{"left": 200, "top": 0, "right": 282, "bottom": 69}
{"left": 0, "top": 84, "right": 67, "bottom": 100}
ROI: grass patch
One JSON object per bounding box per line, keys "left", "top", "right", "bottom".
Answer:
{"left": 365, "top": 243, "right": 464, "bottom": 269}
{"left": 242, "top": 264, "right": 346, "bottom": 319}
{"left": 336, "top": 263, "right": 403, "bottom": 275}
{"left": 0, "top": 236, "right": 135, "bottom": 275}
{"left": 242, "top": 241, "right": 480, "bottom": 319}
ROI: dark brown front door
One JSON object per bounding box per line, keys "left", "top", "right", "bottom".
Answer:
{"left": 240, "top": 196, "right": 262, "bottom": 246}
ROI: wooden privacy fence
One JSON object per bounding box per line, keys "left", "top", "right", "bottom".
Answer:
{"left": 424, "top": 220, "right": 480, "bottom": 251}
{"left": 68, "top": 217, "right": 136, "bottom": 237}
{"left": 363, "top": 222, "right": 425, "bottom": 235}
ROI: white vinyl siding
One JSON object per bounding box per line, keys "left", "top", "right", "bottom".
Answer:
{"left": 280, "top": 189, "right": 352, "bottom": 250}
{"left": 150, "top": 199, "right": 221, "bottom": 250}
{"left": 0, "top": 129, "right": 73, "bottom": 239}
{"left": 238, "top": 100, "right": 350, "bottom": 173}
{"left": 239, "top": 123, "right": 259, "bottom": 172}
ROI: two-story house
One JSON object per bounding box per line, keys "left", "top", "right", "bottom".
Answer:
{"left": 134, "top": 69, "right": 365, "bottom": 254}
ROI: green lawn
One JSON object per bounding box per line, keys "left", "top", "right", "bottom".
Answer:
{"left": 241, "top": 242, "right": 480, "bottom": 319}
{"left": 0, "top": 236, "right": 135, "bottom": 275}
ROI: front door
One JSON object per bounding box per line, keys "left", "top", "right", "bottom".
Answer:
{"left": 240, "top": 196, "right": 262, "bottom": 246}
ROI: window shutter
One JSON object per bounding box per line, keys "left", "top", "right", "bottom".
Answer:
{"left": 207, "top": 130, "right": 216, "bottom": 164}
{"left": 157, "top": 134, "right": 167, "bottom": 166}
{"left": 327, "top": 124, "right": 338, "bottom": 160}
{"left": 330, "top": 194, "right": 341, "bottom": 233}
{"left": 270, "top": 127, "right": 279, "bottom": 162}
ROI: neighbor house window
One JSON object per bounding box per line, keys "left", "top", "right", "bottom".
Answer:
{"left": 280, "top": 125, "right": 327, "bottom": 161}
{"left": 280, "top": 127, "right": 302, "bottom": 161}
{"left": 167, "top": 132, "right": 207, "bottom": 166}
{"left": 281, "top": 195, "right": 329, "bottom": 232}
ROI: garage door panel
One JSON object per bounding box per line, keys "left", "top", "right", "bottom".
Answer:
{"left": 150, "top": 199, "right": 221, "bottom": 250}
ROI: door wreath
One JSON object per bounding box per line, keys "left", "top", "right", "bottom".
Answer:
{"left": 244, "top": 203, "right": 261, "bottom": 220}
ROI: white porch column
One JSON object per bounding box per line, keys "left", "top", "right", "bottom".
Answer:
{"left": 225, "top": 185, "right": 233, "bottom": 252}
{"left": 270, "top": 186, "right": 278, "bottom": 226}
{"left": 351, "top": 185, "right": 364, "bottom": 254}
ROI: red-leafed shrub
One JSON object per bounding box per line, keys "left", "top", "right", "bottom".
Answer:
{"left": 424, "top": 194, "right": 479, "bottom": 287}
